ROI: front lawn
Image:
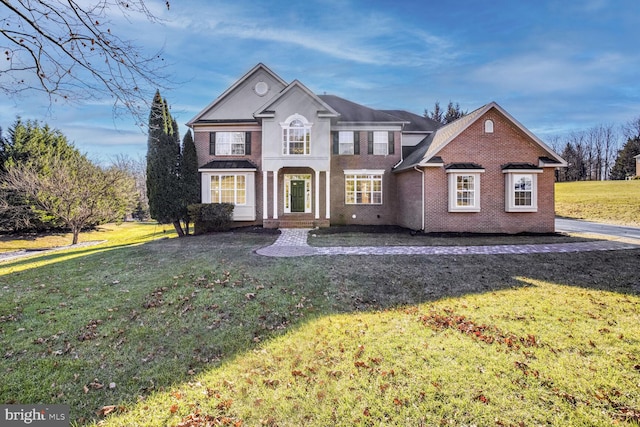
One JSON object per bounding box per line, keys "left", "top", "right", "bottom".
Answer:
{"left": 555, "top": 180, "right": 640, "bottom": 226}
{"left": 0, "top": 224, "right": 638, "bottom": 426}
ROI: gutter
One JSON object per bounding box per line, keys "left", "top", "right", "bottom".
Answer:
{"left": 414, "top": 166, "right": 425, "bottom": 232}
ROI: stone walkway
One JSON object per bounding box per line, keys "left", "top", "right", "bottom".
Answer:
{"left": 256, "top": 228, "right": 640, "bottom": 258}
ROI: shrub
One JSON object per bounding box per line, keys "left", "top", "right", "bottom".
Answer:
{"left": 188, "top": 203, "right": 234, "bottom": 234}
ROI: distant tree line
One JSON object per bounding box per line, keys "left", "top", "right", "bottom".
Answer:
{"left": 550, "top": 117, "right": 640, "bottom": 181}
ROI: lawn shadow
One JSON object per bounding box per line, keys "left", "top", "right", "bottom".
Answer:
{"left": 1, "top": 228, "right": 638, "bottom": 425}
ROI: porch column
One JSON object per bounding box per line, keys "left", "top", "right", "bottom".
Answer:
{"left": 325, "top": 170, "right": 330, "bottom": 219}
{"left": 315, "top": 169, "right": 320, "bottom": 219}
{"left": 273, "top": 169, "right": 279, "bottom": 219}
{"left": 262, "top": 170, "right": 268, "bottom": 219}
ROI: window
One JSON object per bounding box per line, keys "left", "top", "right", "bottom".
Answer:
{"left": 505, "top": 172, "right": 539, "bottom": 212}
{"left": 282, "top": 115, "right": 311, "bottom": 155}
{"left": 345, "top": 172, "right": 383, "bottom": 205}
{"left": 211, "top": 175, "right": 246, "bottom": 205}
{"left": 367, "top": 131, "right": 394, "bottom": 155}
{"left": 447, "top": 171, "right": 482, "bottom": 212}
{"left": 484, "top": 119, "right": 494, "bottom": 133}
{"left": 210, "top": 132, "right": 251, "bottom": 156}
{"left": 373, "top": 131, "right": 388, "bottom": 155}
{"left": 215, "top": 132, "right": 245, "bottom": 155}
{"left": 339, "top": 131, "right": 355, "bottom": 155}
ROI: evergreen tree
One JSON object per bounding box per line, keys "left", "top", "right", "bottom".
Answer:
{"left": 146, "top": 91, "right": 185, "bottom": 236}
{"left": 444, "top": 101, "right": 467, "bottom": 124}
{"left": 610, "top": 137, "right": 640, "bottom": 180}
{"left": 424, "top": 101, "right": 443, "bottom": 124}
{"left": 425, "top": 101, "right": 466, "bottom": 124}
{"left": 180, "top": 130, "right": 200, "bottom": 234}
{"left": 0, "top": 118, "right": 82, "bottom": 231}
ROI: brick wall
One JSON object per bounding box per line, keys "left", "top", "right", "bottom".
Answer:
{"left": 395, "top": 170, "right": 424, "bottom": 230}
{"left": 330, "top": 131, "right": 402, "bottom": 225}
{"left": 193, "top": 127, "right": 264, "bottom": 225}
{"left": 406, "top": 109, "right": 557, "bottom": 233}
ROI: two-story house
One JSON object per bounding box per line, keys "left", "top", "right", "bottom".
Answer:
{"left": 187, "top": 63, "right": 566, "bottom": 233}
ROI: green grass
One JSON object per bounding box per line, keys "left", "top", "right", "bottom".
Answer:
{"left": 0, "top": 224, "right": 639, "bottom": 426}
{"left": 0, "top": 222, "right": 176, "bottom": 253}
{"left": 555, "top": 180, "right": 640, "bottom": 226}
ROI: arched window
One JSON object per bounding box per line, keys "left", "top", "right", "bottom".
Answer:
{"left": 281, "top": 114, "right": 312, "bottom": 155}
{"left": 484, "top": 119, "right": 494, "bottom": 134}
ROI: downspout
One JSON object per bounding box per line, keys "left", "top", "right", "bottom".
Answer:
{"left": 414, "top": 166, "right": 425, "bottom": 232}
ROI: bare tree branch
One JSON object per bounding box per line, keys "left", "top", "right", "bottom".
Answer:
{"left": 0, "top": 0, "right": 171, "bottom": 123}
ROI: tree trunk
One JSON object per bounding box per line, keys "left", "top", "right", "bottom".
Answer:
{"left": 72, "top": 227, "right": 80, "bottom": 245}
{"left": 173, "top": 220, "right": 185, "bottom": 237}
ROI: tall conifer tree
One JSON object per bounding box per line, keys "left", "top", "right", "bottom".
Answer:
{"left": 180, "top": 130, "right": 200, "bottom": 234}
{"left": 146, "top": 90, "right": 185, "bottom": 236}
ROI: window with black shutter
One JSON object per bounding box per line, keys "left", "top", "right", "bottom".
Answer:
{"left": 209, "top": 132, "right": 216, "bottom": 155}
{"left": 245, "top": 132, "right": 251, "bottom": 155}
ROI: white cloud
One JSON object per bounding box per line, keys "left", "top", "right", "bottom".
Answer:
{"left": 471, "top": 51, "right": 626, "bottom": 95}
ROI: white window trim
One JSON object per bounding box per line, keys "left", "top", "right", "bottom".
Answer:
{"left": 503, "top": 170, "right": 542, "bottom": 212}
{"left": 339, "top": 131, "right": 354, "bottom": 155}
{"left": 373, "top": 131, "right": 388, "bottom": 155}
{"left": 484, "top": 119, "right": 494, "bottom": 134}
{"left": 446, "top": 169, "right": 484, "bottom": 212}
{"left": 215, "top": 132, "right": 245, "bottom": 156}
{"left": 344, "top": 170, "right": 384, "bottom": 205}
{"left": 283, "top": 174, "right": 312, "bottom": 214}
{"left": 210, "top": 174, "right": 248, "bottom": 206}
{"left": 280, "top": 113, "right": 312, "bottom": 156}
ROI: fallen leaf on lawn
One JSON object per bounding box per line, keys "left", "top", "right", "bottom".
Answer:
{"left": 97, "top": 405, "right": 117, "bottom": 416}
{"left": 170, "top": 404, "right": 179, "bottom": 414}
{"left": 88, "top": 379, "right": 104, "bottom": 390}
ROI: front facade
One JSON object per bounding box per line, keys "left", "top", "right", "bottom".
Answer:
{"left": 188, "top": 63, "right": 566, "bottom": 233}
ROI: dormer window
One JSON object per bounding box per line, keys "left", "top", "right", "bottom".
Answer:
{"left": 281, "top": 114, "right": 311, "bottom": 155}
{"left": 484, "top": 119, "right": 494, "bottom": 133}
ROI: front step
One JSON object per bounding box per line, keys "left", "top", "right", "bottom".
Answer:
{"left": 263, "top": 219, "right": 330, "bottom": 229}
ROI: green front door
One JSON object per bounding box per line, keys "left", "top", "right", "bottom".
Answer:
{"left": 291, "top": 180, "right": 306, "bottom": 213}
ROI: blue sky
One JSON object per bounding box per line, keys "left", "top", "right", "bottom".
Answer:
{"left": 1, "top": 0, "right": 639, "bottom": 162}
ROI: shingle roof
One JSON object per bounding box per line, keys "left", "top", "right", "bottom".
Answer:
{"left": 445, "top": 163, "right": 484, "bottom": 170}
{"left": 318, "top": 95, "right": 407, "bottom": 124}
{"left": 501, "top": 163, "right": 541, "bottom": 170}
{"left": 381, "top": 110, "right": 441, "bottom": 132}
{"left": 394, "top": 102, "right": 567, "bottom": 173}
{"left": 199, "top": 160, "right": 258, "bottom": 170}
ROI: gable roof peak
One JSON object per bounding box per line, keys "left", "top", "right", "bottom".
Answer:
{"left": 187, "top": 63, "right": 288, "bottom": 126}
{"left": 254, "top": 79, "right": 340, "bottom": 118}
{"left": 394, "top": 101, "right": 567, "bottom": 172}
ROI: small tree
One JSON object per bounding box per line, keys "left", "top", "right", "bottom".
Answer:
{"left": 4, "top": 156, "right": 137, "bottom": 244}
{"left": 180, "top": 130, "right": 200, "bottom": 234}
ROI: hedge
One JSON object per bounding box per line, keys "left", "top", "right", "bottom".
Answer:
{"left": 187, "top": 203, "right": 234, "bottom": 235}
